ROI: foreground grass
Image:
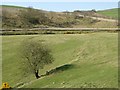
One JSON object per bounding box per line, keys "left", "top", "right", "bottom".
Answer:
{"left": 2, "top": 33, "right": 118, "bottom": 88}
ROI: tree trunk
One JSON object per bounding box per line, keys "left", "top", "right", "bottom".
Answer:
{"left": 35, "top": 70, "right": 40, "bottom": 79}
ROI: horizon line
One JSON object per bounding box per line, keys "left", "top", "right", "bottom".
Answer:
{"left": 1, "top": 4, "right": 119, "bottom": 12}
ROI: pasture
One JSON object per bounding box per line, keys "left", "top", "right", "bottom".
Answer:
{"left": 2, "top": 32, "right": 118, "bottom": 88}
{"left": 98, "top": 8, "right": 119, "bottom": 19}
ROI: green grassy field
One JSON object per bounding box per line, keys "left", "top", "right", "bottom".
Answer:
{"left": 2, "top": 33, "right": 118, "bottom": 88}
{"left": 97, "top": 8, "right": 119, "bottom": 19}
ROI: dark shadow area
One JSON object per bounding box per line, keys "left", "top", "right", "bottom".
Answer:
{"left": 118, "top": 1, "right": 120, "bottom": 88}
{"left": 14, "top": 64, "right": 74, "bottom": 88}
{"left": 41, "top": 64, "right": 74, "bottom": 77}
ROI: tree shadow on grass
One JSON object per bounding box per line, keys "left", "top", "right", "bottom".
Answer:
{"left": 14, "top": 64, "right": 74, "bottom": 88}
{"left": 41, "top": 64, "right": 74, "bottom": 77}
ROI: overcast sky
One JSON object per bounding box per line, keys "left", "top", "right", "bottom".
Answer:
{"left": 2, "top": 1, "right": 119, "bottom": 12}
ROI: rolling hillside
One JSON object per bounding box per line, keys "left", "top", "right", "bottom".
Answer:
{"left": 1, "top": 5, "right": 119, "bottom": 89}
{"left": 97, "top": 8, "right": 119, "bottom": 19}
{"left": 1, "top": 5, "right": 118, "bottom": 29}
{"left": 2, "top": 33, "right": 118, "bottom": 88}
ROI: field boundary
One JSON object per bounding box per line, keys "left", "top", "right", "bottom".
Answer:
{"left": 1, "top": 28, "right": 120, "bottom": 35}
{"left": 1, "top": 28, "right": 120, "bottom": 31}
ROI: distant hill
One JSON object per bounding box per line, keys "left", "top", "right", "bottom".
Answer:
{"left": 0, "top": 5, "right": 26, "bottom": 14}
{"left": 1, "top": 5, "right": 26, "bottom": 8}
{"left": 1, "top": 5, "right": 118, "bottom": 29}
{"left": 97, "top": 8, "right": 119, "bottom": 19}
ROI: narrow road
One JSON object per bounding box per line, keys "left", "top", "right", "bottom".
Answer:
{"left": 86, "top": 16, "right": 118, "bottom": 22}
{"left": 29, "top": 28, "right": 119, "bottom": 31}
{"left": 1, "top": 28, "right": 119, "bottom": 31}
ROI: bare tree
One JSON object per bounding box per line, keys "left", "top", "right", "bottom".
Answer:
{"left": 21, "top": 39, "right": 54, "bottom": 79}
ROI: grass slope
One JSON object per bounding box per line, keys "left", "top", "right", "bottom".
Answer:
{"left": 97, "top": 8, "right": 119, "bottom": 19}
{"left": 1, "top": 5, "right": 26, "bottom": 9}
{"left": 2, "top": 33, "right": 118, "bottom": 88}
{"left": 1, "top": 5, "right": 26, "bottom": 16}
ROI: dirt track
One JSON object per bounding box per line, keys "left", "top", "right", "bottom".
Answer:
{"left": 86, "top": 16, "right": 118, "bottom": 22}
